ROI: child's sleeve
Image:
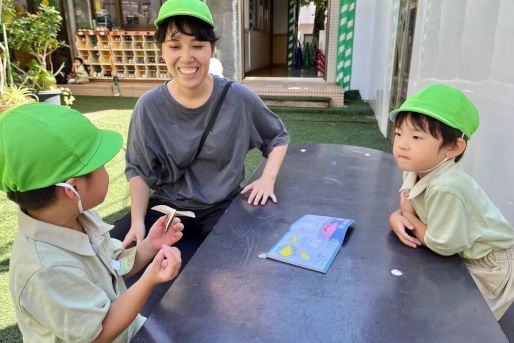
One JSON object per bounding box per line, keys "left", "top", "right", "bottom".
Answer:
{"left": 423, "top": 190, "right": 481, "bottom": 256}
{"left": 19, "top": 266, "right": 110, "bottom": 342}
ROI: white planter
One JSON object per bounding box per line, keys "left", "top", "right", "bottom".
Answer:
{"left": 37, "top": 89, "right": 62, "bottom": 105}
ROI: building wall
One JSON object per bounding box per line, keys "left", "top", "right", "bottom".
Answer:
{"left": 325, "top": 0, "right": 341, "bottom": 83}
{"left": 350, "top": 0, "right": 374, "bottom": 98}
{"left": 352, "top": 0, "right": 400, "bottom": 134}
{"left": 209, "top": 0, "right": 341, "bottom": 82}
{"left": 245, "top": 31, "right": 271, "bottom": 72}
{"left": 206, "top": 0, "right": 240, "bottom": 80}
{"left": 408, "top": 0, "right": 514, "bottom": 224}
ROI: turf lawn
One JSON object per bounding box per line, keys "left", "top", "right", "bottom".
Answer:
{"left": 0, "top": 96, "right": 390, "bottom": 342}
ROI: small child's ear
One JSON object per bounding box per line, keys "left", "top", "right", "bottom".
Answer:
{"left": 57, "top": 179, "right": 78, "bottom": 200}
{"left": 445, "top": 138, "right": 467, "bottom": 158}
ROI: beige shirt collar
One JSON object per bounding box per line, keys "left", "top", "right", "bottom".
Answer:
{"left": 17, "top": 210, "right": 113, "bottom": 256}
{"left": 400, "top": 159, "right": 456, "bottom": 199}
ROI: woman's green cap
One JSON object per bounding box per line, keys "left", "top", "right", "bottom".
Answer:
{"left": 389, "top": 84, "right": 479, "bottom": 138}
{"left": 0, "top": 103, "right": 122, "bottom": 192}
{"left": 155, "top": 0, "right": 214, "bottom": 28}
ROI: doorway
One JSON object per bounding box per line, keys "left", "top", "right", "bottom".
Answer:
{"left": 243, "top": 0, "right": 328, "bottom": 79}
{"left": 387, "top": 0, "right": 417, "bottom": 139}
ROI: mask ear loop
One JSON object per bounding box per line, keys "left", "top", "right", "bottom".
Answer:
{"left": 418, "top": 132, "right": 465, "bottom": 174}
{"left": 55, "top": 182, "right": 84, "bottom": 213}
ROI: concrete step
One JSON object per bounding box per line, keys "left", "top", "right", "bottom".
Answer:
{"left": 64, "top": 79, "right": 345, "bottom": 108}
{"left": 260, "top": 95, "right": 331, "bottom": 108}
{"left": 64, "top": 80, "right": 159, "bottom": 97}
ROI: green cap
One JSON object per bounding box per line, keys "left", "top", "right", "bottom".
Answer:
{"left": 389, "top": 84, "right": 479, "bottom": 138}
{"left": 155, "top": 0, "right": 214, "bottom": 28}
{"left": 0, "top": 103, "right": 123, "bottom": 192}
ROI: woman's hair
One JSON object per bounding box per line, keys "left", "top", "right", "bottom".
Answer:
{"left": 394, "top": 111, "right": 468, "bottom": 162}
{"left": 154, "top": 15, "right": 218, "bottom": 49}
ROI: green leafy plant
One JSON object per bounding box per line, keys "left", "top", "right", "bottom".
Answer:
{"left": 6, "top": 4, "right": 67, "bottom": 90}
{"left": 0, "top": 84, "right": 37, "bottom": 106}
{"left": 1, "top": 0, "right": 16, "bottom": 94}
{"left": 23, "top": 61, "right": 57, "bottom": 90}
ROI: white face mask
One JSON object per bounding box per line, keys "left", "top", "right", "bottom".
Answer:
{"left": 417, "top": 133, "right": 465, "bottom": 174}
{"left": 55, "top": 183, "right": 84, "bottom": 213}
{"left": 416, "top": 157, "right": 450, "bottom": 174}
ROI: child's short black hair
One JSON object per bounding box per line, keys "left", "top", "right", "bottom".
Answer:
{"left": 7, "top": 185, "right": 58, "bottom": 211}
{"left": 7, "top": 172, "right": 94, "bottom": 211}
{"left": 395, "top": 111, "right": 468, "bottom": 162}
{"left": 155, "top": 15, "right": 218, "bottom": 49}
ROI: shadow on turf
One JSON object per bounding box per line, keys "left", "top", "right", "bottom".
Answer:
{"left": 0, "top": 324, "right": 22, "bottom": 343}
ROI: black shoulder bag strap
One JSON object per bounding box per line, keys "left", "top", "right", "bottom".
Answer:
{"left": 194, "top": 80, "right": 234, "bottom": 159}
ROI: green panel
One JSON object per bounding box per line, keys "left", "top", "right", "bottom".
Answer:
{"left": 336, "top": 0, "right": 357, "bottom": 90}
{"left": 287, "top": 0, "right": 297, "bottom": 67}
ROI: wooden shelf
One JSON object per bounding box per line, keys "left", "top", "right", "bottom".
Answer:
{"left": 75, "top": 30, "right": 169, "bottom": 80}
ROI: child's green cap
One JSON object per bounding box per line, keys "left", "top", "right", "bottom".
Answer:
{"left": 0, "top": 103, "right": 122, "bottom": 192}
{"left": 389, "top": 84, "right": 479, "bottom": 138}
{"left": 154, "top": 0, "right": 214, "bottom": 28}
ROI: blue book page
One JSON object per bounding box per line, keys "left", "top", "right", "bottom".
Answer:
{"left": 266, "top": 215, "right": 354, "bottom": 273}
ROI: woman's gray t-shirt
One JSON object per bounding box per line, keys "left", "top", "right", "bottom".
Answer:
{"left": 125, "top": 76, "right": 289, "bottom": 210}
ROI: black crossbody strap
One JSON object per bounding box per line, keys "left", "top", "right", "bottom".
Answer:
{"left": 194, "top": 80, "right": 234, "bottom": 159}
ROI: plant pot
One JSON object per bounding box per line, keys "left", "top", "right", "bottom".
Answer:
{"left": 0, "top": 104, "right": 14, "bottom": 113}
{"left": 37, "top": 89, "right": 62, "bottom": 105}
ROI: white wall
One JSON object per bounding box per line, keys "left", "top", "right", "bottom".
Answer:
{"left": 244, "top": 31, "right": 270, "bottom": 72}
{"left": 408, "top": 0, "right": 514, "bottom": 224}
{"left": 350, "top": 0, "right": 375, "bottom": 99}
{"left": 353, "top": 0, "right": 399, "bottom": 135}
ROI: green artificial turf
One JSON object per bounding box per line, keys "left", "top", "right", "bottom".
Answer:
{"left": 0, "top": 95, "right": 390, "bottom": 342}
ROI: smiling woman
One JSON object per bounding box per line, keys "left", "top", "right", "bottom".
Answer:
{"left": 156, "top": 14, "right": 217, "bottom": 107}
{"left": 109, "top": 0, "right": 289, "bottom": 304}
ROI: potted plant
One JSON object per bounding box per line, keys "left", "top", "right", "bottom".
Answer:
{"left": 6, "top": 4, "right": 67, "bottom": 104}
{"left": 0, "top": 84, "right": 37, "bottom": 112}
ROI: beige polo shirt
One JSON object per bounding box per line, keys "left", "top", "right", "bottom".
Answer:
{"left": 401, "top": 160, "right": 514, "bottom": 260}
{"left": 9, "top": 209, "right": 145, "bottom": 342}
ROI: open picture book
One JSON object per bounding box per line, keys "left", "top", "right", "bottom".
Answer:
{"left": 266, "top": 214, "right": 354, "bottom": 273}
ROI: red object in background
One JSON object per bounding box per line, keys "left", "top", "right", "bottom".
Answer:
{"left": 315, "top": 49, "right": 325, "bottom": 77}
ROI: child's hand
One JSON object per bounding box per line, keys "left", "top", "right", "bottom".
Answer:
{"left": 122, "top": 222, "right": 146, "bottom": 248}
{"left": 389, "top": 209, "right": 421, "bottom": 248}
{"left": 146, "top": 215, "right": 184, "bottom": 251}
{"left": 399, "top": 190, "right": 415, "bottom": 216}
{"left": 142, "top": 245, "right": 182, "bottom": 285}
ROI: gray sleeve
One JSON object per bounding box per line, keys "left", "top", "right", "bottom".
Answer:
{"left": 247, "top": 91, "right": 289, "bottom": 157}
{"left": 125, "top": 99, "right": 161, "bottom": 188}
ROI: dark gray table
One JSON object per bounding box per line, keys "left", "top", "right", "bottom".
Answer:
{"left": 133, "top": 144, "right": 507, "bottom": 343}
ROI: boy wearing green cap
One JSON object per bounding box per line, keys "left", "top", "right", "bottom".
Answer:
{"left": 388, "top": 84, "right": 514, "bottom": 319}
{"left": 1, "top": 103, "right": 184, "bottom": 342}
